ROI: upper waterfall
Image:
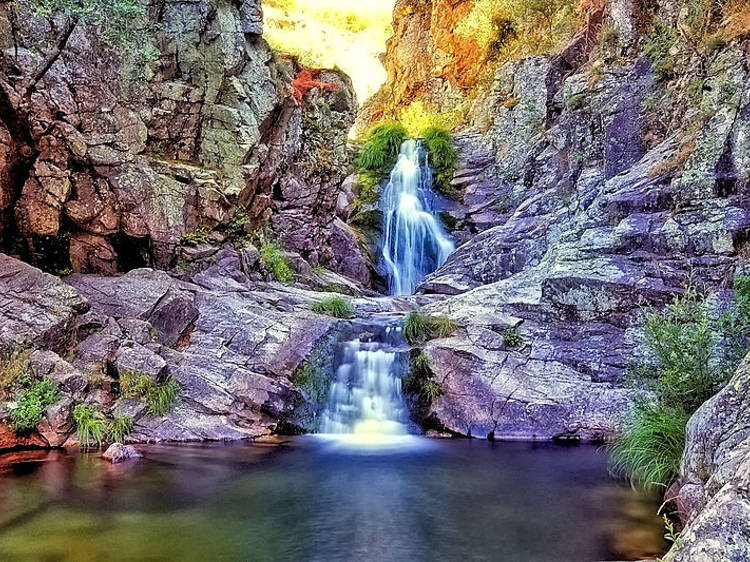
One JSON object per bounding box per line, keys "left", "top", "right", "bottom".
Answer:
{"left": 380, "top": 139, "right": 455, "bottom": 296}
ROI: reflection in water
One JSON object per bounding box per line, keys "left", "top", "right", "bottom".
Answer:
{"left": 0, "top": 440, "right": 666, "bottom": 561}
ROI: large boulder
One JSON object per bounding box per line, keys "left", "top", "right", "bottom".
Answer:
{"left": 664, "top": 358, "right": 750, "bottom": 561}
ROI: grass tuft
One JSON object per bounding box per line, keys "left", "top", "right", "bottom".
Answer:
{"left": 107, "top": 415, "right": 135, "bottom": 443}
{"left": 73, "top": 404, "right": 107, "bottom": 447}
{"left": 403, "top": 312, "right": 458, "bottom": 345}
{"left": 260, "top": 241, "right": 295, "bottom": 283}
{"left": 120, "top": 372, "right": 179, "bottom": 417}
{"left": 311, "top": 296, "right": 355, "bottom": 319}
{"left": 610, "top": 404, "right": 689, "bottom": 491}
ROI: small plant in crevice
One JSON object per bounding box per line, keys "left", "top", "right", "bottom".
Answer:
{"left": 73, "top": 404, "right": 107, "bottom": 447}
{"left": 7, "top": 379, "right": 60, "bottom": 433}
{"left": 422, "top": 127, "right": 460, "bottom": 199}
{"left": 643, "top": 19, "right": 677, "bottom": 80}
{"left": 403, "top": 351, "right": 444, "bottom": 406}
{"left": 403, "top": 312, "right": 458, "bottom": 345}
{"left": 225, "top": 207, "right": 252, "bottom": 246}
{"left": 311, "top": 296, "right": 355, "bottom": 319}
{"left": 502, "top": 326, "right": 524, "bottom": 348}
{"left": 260, "top": 241, "right": 295, "bottom": 283}
{"left": 180, "top": 225, "right": 211, "bottom": 247}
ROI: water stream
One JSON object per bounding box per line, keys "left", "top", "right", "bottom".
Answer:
{"left": 318, "top": 139, "right": 455, "bottom": 443}
{"left": 381, "top": 139, "right": 455, "bottom": 296}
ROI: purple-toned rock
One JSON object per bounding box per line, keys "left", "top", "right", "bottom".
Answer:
{"left": 102, "top": 443, "right": 141, "bottom": 464}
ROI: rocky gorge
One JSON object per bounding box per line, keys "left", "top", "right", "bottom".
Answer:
{"left": 1, "top": 0, "right": 750, "bottom": 559}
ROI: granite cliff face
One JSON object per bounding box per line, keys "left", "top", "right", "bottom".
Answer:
{"left": 0, "top": 0, "right": 363, "bottom": 280}
{"left": 356, "top": 0, "right": 750, "bottom": 444}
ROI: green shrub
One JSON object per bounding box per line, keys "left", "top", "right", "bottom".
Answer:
{"left": 422, "top": 127, "right": 459, "bottom": 198}
{"left": 610, "top": 403, "right": 689, "bottom": 491}
{"left": 503, "top": 327, "right": 524, "bottom": 348}
{"left": 611, "top": 280, "right": 750, "bottom": 491}
{"left": 225, "top": 208, "right": 251, "bottom": 245}
{"left": 260, "top": 241, "right": 295, "bottom": 283}
{"left": 107, "top": 415, "right": 134, "bottom": 443}
{"left": 8, "top": 379, "right": 60, "bottom": 432}
{"left": 354, "top": 122, "right": 408, "bottom": 202}
{"left": 311, "top": 296, "right": 355, "bottom": 319}
{"left": 73, "top": 404, "right": 107, "bottom": 447}
{"left": 403, "top": 312, "right": 458, "bottom": 344}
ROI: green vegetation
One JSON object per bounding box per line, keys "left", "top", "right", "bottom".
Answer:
{"left": 260, "top": 241, "right": 295, "bottom": 283}
{"left": 120, "top": 372, "right": 179, "bottom": 416}
{"left": 107, "top": 415, "right": 135, "bottom": 443}
{"left": 403, "top": 351, "right": 444, "bottom": 406}
{"left": 611, "top": 279, "right": 750, "bottom": 491}
{"left": 293, "top": 349, "right": 331, "bottom": 405}
{"left": 8, "top": 379, "right": 60, "bottom": 433}
{"left": 311, "top": 296, "right": 355, "bottom": 319}
{"left": 225, "top": 208, "right": 251, "bottom": 246}
{"left": 145, "top": 380, "right": 179, "bottom": 416}
{"left": 422, "top": 127, "right": 460, "bottom": 199}
{"left": 180, "top": 225, "right": 211, "bottom": 247}
{"left": 457, "top": 0, "right": 582, "bottom": 64}
{"left": 354, "top": 123, "right": 408, "bottom": 203}
{"left": 644, "top": 20, "right": 677, "bottom": 80}
{"left": 73, "top": 404, "right": 107, "bottom": 447}
{"left": 29, "top": 0, "right": 159, "bottom": 81}
{"left": 0, "top": 351, "right": 31, "bottom": 399}
{"left": 399, "top": 102, "right": 462, "bottom": 138}
{"left": 502, "top": 327, "right": 524, "bottom": 348}
{"left": 403, "top": 312, "right": 458, "bottom": 345}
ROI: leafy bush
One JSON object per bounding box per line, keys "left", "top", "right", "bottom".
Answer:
{"left": 311, "top": 296, "right": 355, "bottom": 319}
{"left": 354, "top": 123, "right": 408, "bottom": 202}
{"left": 31, "top": 0, "right": 159, "bottom": 80}
{"left": 260, "top": 241, "right": 295, "bottom": 283}
{"left": 73, "top": 404, "right": 107, "bottom": 447}
{"left": 503, "top": 327, "right": 524, "bottom": 348}
{"left": 611, "top": 280, "right": 750, "bottom": 491}
{"left": 8, "top": 379, "right": 60, "bottom": 432}
{"left": 422, "top": 127, "right": 460, "bottom": 199}
{"left": 403, "top": 312, "right": 458, "bottom": 345}
{"left": 225, "top": 208, "right": 251, "bottom": 245}
{"left": 107, "top": 415, "right": 134, "bottom": 443}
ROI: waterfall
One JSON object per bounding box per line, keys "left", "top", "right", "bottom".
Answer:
{"left": 381, "top": 139, "right": 455, "bottom": 296}
{"left": 319, "top": 327, "right": 410, "bottom": 437}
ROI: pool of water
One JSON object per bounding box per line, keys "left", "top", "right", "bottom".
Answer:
{"left": 0, "top": 438, "right": 666, "bottom": 561}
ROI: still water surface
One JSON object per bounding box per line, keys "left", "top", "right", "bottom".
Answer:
{"left": 0, "top": 438, "right": 665, "bottom": 561}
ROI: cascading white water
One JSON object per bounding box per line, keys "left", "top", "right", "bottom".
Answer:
{"left": 317, "top": 140, "right": 455, "bottom": 446}
{"left": 381, "top": 139, "right": 455, "bottom": 296}
{"left": 319, "top": 330, "right": 410, "bottom": 437}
